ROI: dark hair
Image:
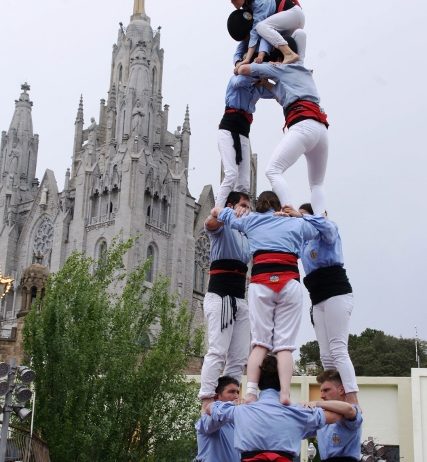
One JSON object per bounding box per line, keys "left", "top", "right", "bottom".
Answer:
{"left": 216, "top": 376, "right": 239, "bottom": 394}
{"left": 299, "top": 203, "right": 314, "bottom": 215}
{"left": 258, "top": 355, "right": 280, "bottom": 391}
{"left": 316, "top": 369, "right": 343, "bottom": 385}
{"left": 225, "top": 191, "right": 250, "bottom": 208}
{"left": 255, "top": 191, "right": 281, "bottom": 213}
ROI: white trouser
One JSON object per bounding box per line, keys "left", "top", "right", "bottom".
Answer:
{"left": 256, "top": 6, "right": 305, "bottom": 48}
{"left": 216, "top": 129, "right": 251, "bottom": 208}
{"left": 248, "top": 279, "right": 302, "bottom": 353}
{"left": 313, "top": 293, "right": 359, "bottom": 393}
{"left": 265, "top": 119, "right": 328, "bottom": 214}
{"left": 198, "top": 292, "right": 250, "bottom": 399}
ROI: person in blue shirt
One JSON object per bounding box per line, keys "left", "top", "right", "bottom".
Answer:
{"left": 195, "top": 376, "right": 241, "bottom": 462}
{"left": 238, "top": 35, "right": 329, "bottom": 215}
{"left": 228, "top": 0, "right": 277, "bottom": 68}
{"left": 207, "top": 355, "right": 355, "bottom": 462}
{"left": 198, "top": 192, "right": 251, "bottom": 411}
{"left": 307, "top": 370, "right": 363, "bottom": 461}
{"left": 216, "top": 75, "right": 274, "bottom": 208}
{"left": 284, "top": 203, "right": 358, "bottom": 404}
{"left": 213, "top": 191, "right": 318, "bottom": 405}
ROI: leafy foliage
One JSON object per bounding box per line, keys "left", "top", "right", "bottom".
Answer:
{"left": 23, "top": 239, "right": 202, "bottom": 462}
{"left": 297, "top": 328, "right": 427, "bottom": 376}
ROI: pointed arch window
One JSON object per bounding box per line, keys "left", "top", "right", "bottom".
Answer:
{"left": 118, "top": 64, "right": 123, "bottom": 85}
{"left": 151, "top": 68, "right": 157, "bottom": 94}
{"left": 146, "top": 244, "right": 157, "bottom": 283}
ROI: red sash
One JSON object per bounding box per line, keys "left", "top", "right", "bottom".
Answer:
{"left": 251, "top": 252, "right": 299, "bottom": 293}
{"left": 284, "top": 100, "right": 329, "bottom": 129}
{"left": 243, "top": 452, "right": 291, "bottom": 462}
{"left": 277, "top": 0, "right": 301, "bottom": 13}
{"left": 225, "top": 108, "right": 253, "bottom": 124}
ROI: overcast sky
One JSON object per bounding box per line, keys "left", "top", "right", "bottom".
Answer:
{"left": 1, "top": 0, "right": 426, "bottom": 353}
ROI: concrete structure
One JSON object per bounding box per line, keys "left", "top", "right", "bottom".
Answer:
{"left": 0, "top": 0, "right": 257, "bottom": 345}
{"left": 189, "top": 369, "right": 427, "bottom": 461}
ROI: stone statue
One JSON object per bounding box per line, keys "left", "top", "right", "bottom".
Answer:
{"left": 131, "top": 99, "right": 144, "bottom": 135}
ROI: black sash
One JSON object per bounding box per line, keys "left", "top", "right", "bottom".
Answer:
{"left": 303, "top": 265, "right": 352, "bottom": 305}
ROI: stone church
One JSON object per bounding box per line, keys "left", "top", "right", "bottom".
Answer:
{"left": 0, "top": 1, "right": 257, "bottom": 355}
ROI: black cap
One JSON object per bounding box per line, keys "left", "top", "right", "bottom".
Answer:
{"left": 227, "top": 9, "right": 253, "bottom": 41}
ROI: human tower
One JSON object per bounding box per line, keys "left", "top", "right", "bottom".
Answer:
{"left": 195, "top": 1, "right": 363, "bottom": 462}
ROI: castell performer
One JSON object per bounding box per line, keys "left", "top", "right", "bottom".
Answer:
{"left": 306, "top": 370, "right": 363, "bottom": 462}
{"left": 206, "top": 355, "right": 356, "bottom": 462}
{"left": 284, "top": 203, "right": 359, "bottom": 404}
{"left": 195, "top": 376, "right": 241, "bottom": 462}
{"left": 198, "top": 191, "right": 251, "bottom": 411}
{"left": 216, "top": 74, "right": 274, "bottom": 208}
{"left": 213, "top": 191, "right": 318, "bottom": 405}
{"left": 238, "top": 32, "right": 329, "bottom": 215}
{"left": 228, "top": 1, "right": 276, "bottom": 68}
{"left": 256, "top": 0, "right": 305, "bottom": 64}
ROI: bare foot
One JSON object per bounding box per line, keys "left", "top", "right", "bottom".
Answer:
{"left": 201, "top": 397, "right": 214, "bottom": 414}
{"left": 244, "top": 393, "right": 257, "bottom": 404}
{"left": 282, "top": 52, "right": 299, "bottom": 65}
{"left": 280, "top": 391, "right": 291, "bottom": 405}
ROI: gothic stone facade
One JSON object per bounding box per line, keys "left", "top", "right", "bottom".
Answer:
{"left": 0, "top": 5, "right": 217, "bottom": 334}
{"left": 0, "top": 3, "right": 258, "bottom": 348}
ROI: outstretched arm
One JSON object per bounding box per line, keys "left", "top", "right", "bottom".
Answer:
{"left": 309, "top": 400, "right": 357, "bottom": 420}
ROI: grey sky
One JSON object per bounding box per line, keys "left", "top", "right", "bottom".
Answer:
{"left": 1, "top": 0, "right": 426, "bottom": 352}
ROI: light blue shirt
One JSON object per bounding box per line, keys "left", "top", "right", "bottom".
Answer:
{"left": 210, "top": 389, "right": 326, "bottom": 455}
{"left": 225, "top": 75, "right": 274, "bottom": 114}
{"left": 248, "top": 62, "right": 320, "bottom": 110}
{"left": 206, "top": 222, "right": 251, "bottom": 264}
{"left": 234, "top": 0, "right": 276, "bottom": 62}
{"left": 195, "top": 414, "right": 240, "bottom": 462}
{"left": 300, "top": 215, "right": 345, "bottom": 275}
{"left": 218, "top": 208, "right": 318, "bottom": 257}
{"left": 316, "top": 405, "right": 363, "bottom": 460}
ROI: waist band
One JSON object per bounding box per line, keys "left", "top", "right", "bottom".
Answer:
{"left": 284, "top": 100, "right": 329, "bottom": 129}
{"left": 208, "top": 259, "right": 247, "bottom": 299}
{"left": 219, "top": 109, "right": 252, "bottom": 137}
{"left": 303, "top": 265, "right": 352, "bottom": 305}
{"left": 251, "top": 251, "right": 299, "bottom": 292}
{"left": 225, "top": 107, "right": 253, "bottom": 124}
{"left": 242, "top": 450, "right": 293, "bottom": 462}
{"left": 276, "top": 0, "right": 301, "bottom": 12}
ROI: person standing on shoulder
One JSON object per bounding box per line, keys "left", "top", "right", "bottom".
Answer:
{"left": 238, "top": 34, "right": 329, "bottom": 215}
{"left": 198, "top": 192, "right": 251, "bottom": 411}
{"left": 214, "top": 190, "right": 319, "bottom": 405}
{"left": 284, "top": 203, "right": 358, "bottom": 404}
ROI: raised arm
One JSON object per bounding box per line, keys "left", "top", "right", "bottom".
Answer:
{"left": 311, "top": 400, "right": 357, "bottom": 420}
{"left": 302, "top": 215, "right": 339, "bottom": 245}
{"left": 207, "top": 401, "right": 236, "bottom": 424}
{"left": 217, "top": 207, "right": 247, "bottom": 233}
{"left": 205, "top": 209, "right": 224, "bottom": 232}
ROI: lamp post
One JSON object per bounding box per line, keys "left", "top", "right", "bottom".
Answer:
{"left": 0, "top": 359, "right": 35, "bottom": 462}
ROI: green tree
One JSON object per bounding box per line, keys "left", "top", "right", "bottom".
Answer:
{"left": 23, "top": 239, "right": 203, "bottom": 462}
{"left": 297, "top": 328, "right": 427, "bottom": 376}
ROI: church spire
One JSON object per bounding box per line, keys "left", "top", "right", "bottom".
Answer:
{"left": 0, "top": 83, "right": 38, "bottom": 192}
{"left": 133, "top": 0, "right": 145, "bottom": 15}
{"left": 131, "top": 0, "right": 147, "bottom": 20}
